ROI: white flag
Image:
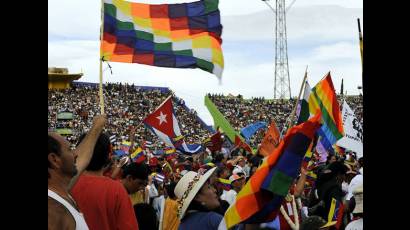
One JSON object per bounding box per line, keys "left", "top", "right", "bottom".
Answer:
{"left": 336, "top": 101, "right": 363, "bottom": 158}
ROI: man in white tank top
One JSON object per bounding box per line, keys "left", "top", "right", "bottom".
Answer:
{"left": 48, "top": 115, "right": 106, "bottom": 230}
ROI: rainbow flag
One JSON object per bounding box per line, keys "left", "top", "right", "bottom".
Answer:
{"left": 219, "top": 113, "right": 321, "bottom": 229}
{"left": 101, "top": 0, "right": 224, "bottom": 78}
{"left": 308, "top": 73, "right": 344, "bottom": 149}
{"left": 217, "top": 178, "right": 231, "bottom": 191}
{"left": 130, "top": 147, "right": 145, "bottom": 163}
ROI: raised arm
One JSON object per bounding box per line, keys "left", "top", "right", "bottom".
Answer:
{"left": 294, "top": 167, "right": 308, "bottom": 198}
{"left": 68, "top": 115, "right": 106, "bottom": 190}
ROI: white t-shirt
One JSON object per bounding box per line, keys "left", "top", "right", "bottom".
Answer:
{"left": 345, "top": 218, "right": 363, "bottom": 230}
{"left": 346, "top": 174, "right": 363, "bottom": 201}
{"left": 220, "top": 189, "right": 238, "bottom": 205}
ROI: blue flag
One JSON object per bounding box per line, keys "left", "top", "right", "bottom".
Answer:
{"left": 240, "top": 121, "right": 267, "bottom": 141}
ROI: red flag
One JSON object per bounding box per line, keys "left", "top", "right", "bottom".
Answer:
{"left": 204, "top": 131, "right": 223, "bottom": 152}
{"left": 234, "top": 135, "right": 253, "bottom": 153}
{"left": 143, "top": 96, "right": 175, "bottom": 137}
{"left": 258, "top": 121, "right": 280, "bottom": 157}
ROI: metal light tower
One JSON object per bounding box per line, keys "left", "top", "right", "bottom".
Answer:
{"left": 262, "top": 0, "right": 296, "bottom": 99}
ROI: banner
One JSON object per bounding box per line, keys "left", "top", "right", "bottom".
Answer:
{"left": 336, "top": 101, "right": 363, "bottom": 158}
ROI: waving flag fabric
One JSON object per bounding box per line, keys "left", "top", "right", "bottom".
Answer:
{"left": 240, "top": 121, "right": 267, "bottom": 142}
{"left": 258, "top": 120, "right": 281, "bottom": 157}
{"left": 130, "top": 147, "right": 145, "bottom": 163}
{"left": 143, "top": 96, "right": 202, "bottom": 154}
{"left": 219, "top": 113, "right": 321, "bottom": 229}
{"left": 308, "top": 73, "right": 344, "bottom": 148}
{"left": 101, "top": 0, "right": 224, "bottom": 78}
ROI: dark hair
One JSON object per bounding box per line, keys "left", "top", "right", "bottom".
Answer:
{"left": 133, "top": 203, "right": 158, "bottom": 230}
{"left": 327, "top": 161, "right": 348, "bottom": 176}
{"left": 166, "top": 182, "right": 177, "bottom": 199}
{"left": 77, "top": 133, "right": 111, "bottom": 171}
{"left": 122, "top": 163, "right": 149, "bottom": 181}
{"left": 213, "top": 154, "right": 224, "bottom": 163}
{"left": 216, "top": 166, "right": 229, "bottom": 177}
{"left": 48, "top": 134, "right": 62, "bottom": 178}
{"left": 326, "top": 154, "right": 337, "bottom": 164}
{"left": 300, "top": 216, "right": 327, "bottom": 230}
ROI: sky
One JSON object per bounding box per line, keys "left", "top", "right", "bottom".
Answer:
{"left": 48, "top": 0, "right": 363, "bottom": 125}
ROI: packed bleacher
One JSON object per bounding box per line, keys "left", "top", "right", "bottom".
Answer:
{"left": 49, "top": 83, "right": 364, "bottom": 230}
{"left": 208, "top": 93, "right": 363, "bottom": 149}
{"left": 48, "top": 82, "right": 213, "bottom": 150}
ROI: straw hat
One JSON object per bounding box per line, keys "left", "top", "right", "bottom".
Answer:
{"left": 352, "top": 184, "right": 363, "bottom": 214}
{"left": 229, "top": 174, "right": 245, "bottom": 183}
{"left": 174, "top": 167, "right": 217, "bottom": 219}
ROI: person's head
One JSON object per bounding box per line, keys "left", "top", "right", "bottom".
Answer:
{"left": 236, "top": 156, "right": 246, "bottom": 167}
{"left": 326, "top": 154, "right": 337, "bottom": 165}
{"left": 174, "top": 167, "right": 219, "bottom": 219}
{"left": 217, "top": 167, "right": 231, "bottom": 179}
{"left": 230, "top": 174, "right": 245, "bottom": 191}
{"left": 48, "top": 133, "right": 78, "bottom": 179}
{"left": 165, "top": 182, "right": 177, "bottom": 199}
{"left": 77, "top": 133, "right": 111, "bottom": 171}
{"left": 327, "top": 161, "right": 348, "bottom": 184}
{"left": 213, "top": 153, "right": 224, "bottom": 164}
{"left": 121, "top": 163, "right": 149, "bottom": 194}
{"left": 352, "top": 183, "right": 363, "bottom": 215}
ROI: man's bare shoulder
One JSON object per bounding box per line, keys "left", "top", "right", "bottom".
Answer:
{"left": 48, "top": 197, "right": 76, "bottom": 230}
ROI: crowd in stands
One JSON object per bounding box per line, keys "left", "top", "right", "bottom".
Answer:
{"left": 208, "top": 94, "right": 363, "bottom": 149}
{"left": 49, "top": 113, "right": 363, "bottom": 230}
{"left": 48, "top": 83, "right": 364, "bottom": 230}
{"left": 48, "top": 82, "right": 212, "bottom": 150}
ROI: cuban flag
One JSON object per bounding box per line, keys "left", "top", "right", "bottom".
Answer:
{"left": 143, "top": 96, "right": 203, "bottom": 154}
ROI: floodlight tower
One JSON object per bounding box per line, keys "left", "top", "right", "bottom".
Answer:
{"left": 262, "top": 0, "right": 297, "bottom": 99}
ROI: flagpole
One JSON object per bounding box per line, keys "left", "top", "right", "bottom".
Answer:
{"left": 357, "top": 18, "right": 363, "bottom": 71}
{"left": 99, "top": 0, "right": 105, "bottom": 114}
{"left": 285, "top": 66, "right": 308, "bottom": 132}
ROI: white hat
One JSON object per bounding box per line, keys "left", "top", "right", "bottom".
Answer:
{"left": 174, "top": 167, "right": 217, "bottom": 219}
{"left": 352, "top": 184, "right": 363, "bottom": 214}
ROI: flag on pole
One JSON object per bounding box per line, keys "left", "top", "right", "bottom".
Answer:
{"left": 216, "top": 178, "right": 232, "bottom": 191}
{"left": 101, "top": 0, "right": 224, "bottom": 78}
{"left": 204, "top": 131, "right": 223, "bottom": 153}
{"left": 336, "top": 101, "right": 363, "bottom": 157}
{"left": 218, "top": 113, "right": 321, "bottom": 229}
{"left": 296, "top": 81, "right": 311, "bottom": 125}
{"left": 240, "top": 121, "right": 267, "bottom": 142}
{"left": 143, "top": 96, "right": 203, "bottom": 154}
{"left": 258, "top": 121, "right": 280, "bottom": 157}
{"left": 308, "top": 73, "right": 344, "bottom": 149}
{"left": 234, "top": 135, "right": 253, "bottom": 154}
{"left": 130, "top": 147, "right": 146, "bottom": 163}
{"left": 321, "top": 198, "right": 344, "bottom": 229}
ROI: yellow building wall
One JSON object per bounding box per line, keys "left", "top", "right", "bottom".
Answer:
{"left": 48, "top": 80, "right": 71, "bottom": 90}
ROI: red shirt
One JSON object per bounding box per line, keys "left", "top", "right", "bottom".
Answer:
{"left": 71, "top": 174, "right": 139, "bottom": 230}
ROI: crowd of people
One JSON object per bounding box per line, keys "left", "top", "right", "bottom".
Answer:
{"left": 48, "top": 84, "right": 363, "bottom": 230}
{"left": 48, "top": 83, "right": 212, "bottom": 150}
{"left": 207, "top": 94, "right": 363, "bottom": 149}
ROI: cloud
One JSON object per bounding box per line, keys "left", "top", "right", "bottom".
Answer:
{"left": 48, "top": 2, "right": 363, "bottom": 125}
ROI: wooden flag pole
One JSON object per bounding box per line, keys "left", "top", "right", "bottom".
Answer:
{"left": 357, "top": 18, "right": 363, "bottom": 70}
{"left": 99, "top": 0, "right": 105, "bottom": 114}
{"left": 285, "top": 66, "right": 308, "bottom": 131}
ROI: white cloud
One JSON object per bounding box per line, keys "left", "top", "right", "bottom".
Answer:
{"left": 48, "top": 1, "right": 363, "bottom": 125}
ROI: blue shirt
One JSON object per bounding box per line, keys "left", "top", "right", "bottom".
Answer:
{"left": 179, "top": 211, "right": 243, "bottom": 230}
